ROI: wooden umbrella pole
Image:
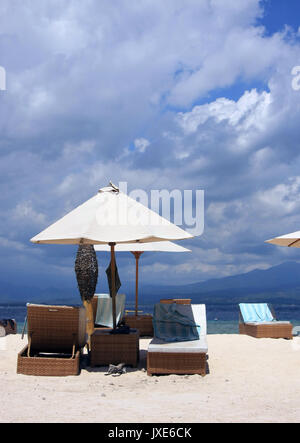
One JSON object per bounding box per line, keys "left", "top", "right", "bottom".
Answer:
{"left": 109, "top": 242, "right": 117, "bottom": 329}
{"left": 132, "top": 252, "right": 144, "bottom": 316}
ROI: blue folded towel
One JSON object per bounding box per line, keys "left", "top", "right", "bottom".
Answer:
{"left": 153, "top": 303, "right": 200, "bottom": 342}
{"left": 239, "top": 303, "right": 275, "bottom": 323}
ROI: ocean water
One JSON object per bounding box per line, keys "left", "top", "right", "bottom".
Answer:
{"left": 2, "top": 303, "right": 300, "bottom": 335}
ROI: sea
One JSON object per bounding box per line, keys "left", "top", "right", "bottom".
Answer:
{"left": 2, "top": 302, "right": 300, "bottom": 334}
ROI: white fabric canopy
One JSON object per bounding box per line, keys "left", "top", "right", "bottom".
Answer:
{"left": 265, "top": 231, "right": 300, "bottom": 248}
{"left": 30, "top": 183, "right": 194, "bottom": 329}
{"left": 31, "top": 184, "right": 193, "bottom": 245}
{"left": 94, "top": 241, "right": 191, "bottom": 253}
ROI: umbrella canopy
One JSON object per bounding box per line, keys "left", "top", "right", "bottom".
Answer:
{"left": 95, "top": 241, "right": 191, "bottom": 315}
{"left": 31, "top": 183, "right": 194, "bottom": 329}
{"left": 31, "top": 184, "right": 193, "bottom": 245}
{"left": 265, "top": 231, "right": 300, "bottom": 248}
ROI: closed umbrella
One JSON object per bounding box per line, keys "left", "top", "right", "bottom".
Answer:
{"left": 95, "top": 241, "right": 191, "bottom": 316}
{"left": 31, "top": 183, "right": 193, "bottom": 337}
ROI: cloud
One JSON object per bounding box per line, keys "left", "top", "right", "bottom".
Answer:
{"left": 62, "top": 140, "right": 96, "bottom": 158}
{"left": 133, "top": 138, "right": 150, "bottom": 153}
{"left": 1, "top": 0, "right": 300, "bottom": 289}
{"left": 0, "top": 237, "right": 26, "bottom": 252}
{"left": 12, "top": 201, "right": 47, "bottom": 225}
{"left": 177, "top": 89, "right": 272, "bottom": 139}
{"left": 0, "top": 0, "right": 268, "bottom": 143}
{"left": 256, "top": 177, "right": 300, "bottom": 215}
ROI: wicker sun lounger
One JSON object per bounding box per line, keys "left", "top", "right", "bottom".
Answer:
{"left": 147, "top": 304, "right": 208, "bottom": 376}
{"left": 239, "top": 303, "right": 293, "bottom": 339}
{"left": 17, "top": 304, "right": 86, "bottom": 376}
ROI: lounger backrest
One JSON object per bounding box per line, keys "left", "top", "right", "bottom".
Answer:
{"left": 94, "top": 293, "right": 126, "bottom": 328}
{"left": 153, "top": 303, "right": 206, "bottom": 342}
{"left": 27, "top": 304, "right": 86, "bottom": 351}
{"left": 239, "top": 303, "right": 274, "bottom": 323}
{"left": 191, "top": 304, "right": 207, "bottom": 336}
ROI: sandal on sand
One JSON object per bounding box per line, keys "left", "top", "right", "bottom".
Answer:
{"left": 104, "top": 363, "right": 126, "bottom": 376}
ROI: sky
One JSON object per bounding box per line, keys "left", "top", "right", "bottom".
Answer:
{"left": 1, "top": 0, "right": 300, "bottom": 296}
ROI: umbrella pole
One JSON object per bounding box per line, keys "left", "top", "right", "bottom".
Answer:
{"left": 109, "top": 242, "right": 117, "bottom": 329}
{"left": 132, "top": 252, "right": 143, "bottom": 316}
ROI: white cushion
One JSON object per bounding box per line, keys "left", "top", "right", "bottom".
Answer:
{"left": 245, "top": 321, "right": 291, "bottom": 326}
{"left": 148, "top": 335, "right": 208, "bottom": 354}
{"left": 191, "top": 304, "right": 207, "bottom": 336}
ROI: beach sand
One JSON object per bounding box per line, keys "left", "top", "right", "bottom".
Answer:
{"left": 1, "top": 334, "right": 300, "bottom": 423}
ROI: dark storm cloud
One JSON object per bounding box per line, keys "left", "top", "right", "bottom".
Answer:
{"left": 1, "top": 0, "right": 300, "bottom": 287}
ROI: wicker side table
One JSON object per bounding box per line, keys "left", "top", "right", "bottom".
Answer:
{"left": 90, "top": 329, "right": 139, "bottom": 367}
{"left": 124, "top": 315, "right": 153, "bottom": 336}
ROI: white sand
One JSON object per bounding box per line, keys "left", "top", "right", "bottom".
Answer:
{"left": 1, "top": 334, "right": 300, "bottom": 423}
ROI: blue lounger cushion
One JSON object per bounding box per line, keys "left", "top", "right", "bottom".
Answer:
{"left": 239, "top": 303, "right": 275, "bottom": 323}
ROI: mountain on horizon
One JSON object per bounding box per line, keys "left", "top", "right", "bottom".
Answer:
{"left": 139, "top": 261, "right": 300, "bottom": 304}
{"left": 159, "top": 261, "right": 300, "bottom": 292}
{"left": 1, "top": 261, "right": 300, "bottom": 305}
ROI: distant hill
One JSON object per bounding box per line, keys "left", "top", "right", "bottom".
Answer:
{"left": 0, "top": 281, "right": 77, "bottom": 305}
{"left": 1, "top": 261, "right": 300, "bottom": 306}
{"left": 140, "top": 261, "right": 300, "bottom": 305}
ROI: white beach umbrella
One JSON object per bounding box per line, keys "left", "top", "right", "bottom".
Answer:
{"left": 266, "top": 231, "right": 300, "bottom": 248}
{"left": 31, "top": 183, "right": 194, "bottom": 330}
{"left": 30, "top": 184, "right": 193, "bottom": 245}
{"left": 95, "top": 241, "right": 191, "bottom": 315}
